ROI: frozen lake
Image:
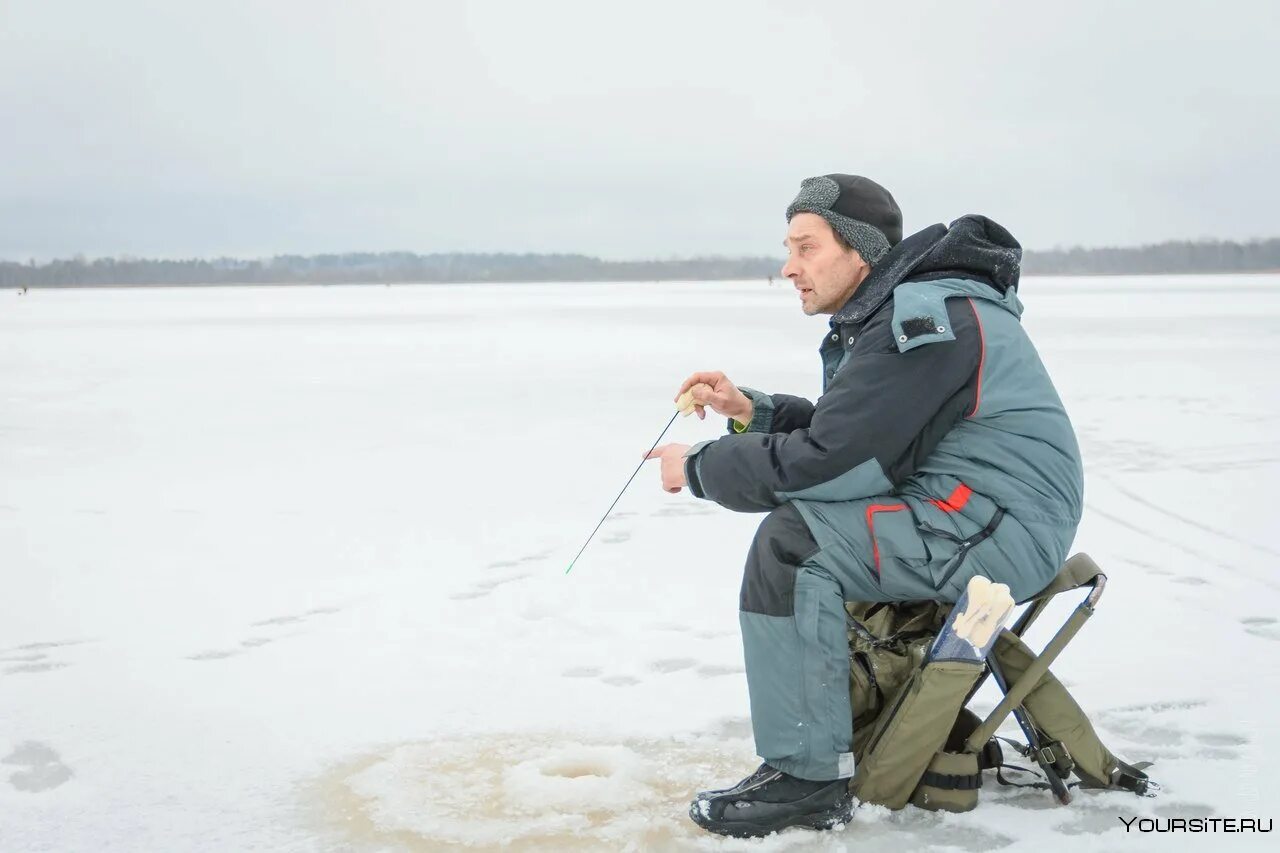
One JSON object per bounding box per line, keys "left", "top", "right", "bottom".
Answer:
{"left": 3, "top": 275, "right": 1278, "bottom": 850}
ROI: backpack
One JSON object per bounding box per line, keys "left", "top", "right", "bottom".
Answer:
{"left": 845, "top": 554, "right": 1155, "bottom": 812}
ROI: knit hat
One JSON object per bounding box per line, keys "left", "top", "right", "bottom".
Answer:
{"left": 786, "top": 174, "right": 903, "bottom": 265}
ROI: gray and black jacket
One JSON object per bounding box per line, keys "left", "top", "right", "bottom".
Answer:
{"left": 683, "top": 216, "right": 1084, "bottom": 601}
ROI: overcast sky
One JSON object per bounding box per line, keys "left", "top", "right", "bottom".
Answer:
{"left": 2, "top": 0, "right": 1278, "bottom": 260}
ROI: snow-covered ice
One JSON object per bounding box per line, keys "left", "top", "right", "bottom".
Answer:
{"left": 2, "top": 275, "right": 1277, "bottom": 850}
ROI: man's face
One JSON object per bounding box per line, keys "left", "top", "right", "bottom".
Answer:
{"left": 781, "top": 213, "right": 870, "bottom": 316}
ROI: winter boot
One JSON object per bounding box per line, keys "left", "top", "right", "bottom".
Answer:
{"left": 688, "top": 763, "right": 853, "bottom": 838}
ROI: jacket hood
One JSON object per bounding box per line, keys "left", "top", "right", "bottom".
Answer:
{"left": 832, "top": 214, "right": 1022, "bottom": 325}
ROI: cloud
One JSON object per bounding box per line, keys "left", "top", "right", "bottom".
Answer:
{"left": 3, "top": 0, "right": 1278, "bottom": 259}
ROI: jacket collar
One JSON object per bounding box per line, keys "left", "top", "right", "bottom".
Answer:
{"left": 830, "top": 215, "right": 1022, "bottom": 327}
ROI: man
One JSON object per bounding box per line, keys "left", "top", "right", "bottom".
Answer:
{"left": 643, "top": 175, "right": 1084, "bottom": 838}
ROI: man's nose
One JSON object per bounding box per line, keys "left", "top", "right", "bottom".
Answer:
{"left": 781, "top": 256, "right": 800, "bottom": 280}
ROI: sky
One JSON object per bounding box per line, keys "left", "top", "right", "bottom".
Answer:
{"left": 2, "top": 0, "right": 1278, "bottom": 261}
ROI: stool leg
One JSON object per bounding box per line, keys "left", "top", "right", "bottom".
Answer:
{"left": 987, "top": 655, "right": 1072, "bottom": 805}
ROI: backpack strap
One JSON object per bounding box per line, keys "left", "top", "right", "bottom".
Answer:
{"left": 986, "top": 736, "right": 1082, "bottom": 793}
{"left": 919, "top": 767, "right": 983, "bottom": 791}
{"left": 977, "top": 737, "right": 1004, "bottom": 771}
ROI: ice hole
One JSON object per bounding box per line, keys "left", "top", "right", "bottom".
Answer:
{"left": 539, "top": 759, "right": 605, "bottom": 779}
{"left": 307, "top": 731, "right": 761, "bottom": 851}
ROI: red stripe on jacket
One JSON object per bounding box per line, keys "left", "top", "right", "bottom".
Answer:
{"left": 966, "top": 297, "right": 986, "bottom": 418}
{"left": 864, "top": 503, "right": 907, "bottom": 577}
{"left": 929, "top": 483, "right": 973, "bottom": 513}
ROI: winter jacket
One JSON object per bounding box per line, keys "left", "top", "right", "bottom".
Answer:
{"left": 683, "top": 216, "right": 1084, "bottom": 601}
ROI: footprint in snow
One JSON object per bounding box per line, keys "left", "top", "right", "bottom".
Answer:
{"left": 1241, "top": 616, "right": 1280, "bottom": 641}
{"left": 1196, "top": 732, "right": 1248, "bottom": 746}
{"left": 250, "top": 605, "right": 343, "bottom": 628}
{"left": 4, "top": 661, "right": 71, "bottom": 675}
{"left": 1096, "top": 701, "right": 1243, "bottom": 762}
{"left": 0, "top": 639, "right": 90, "bottom": 676}
{"left": 9, "top": 640, "right": 86, "bottom": 651}
{"left": 187, "top": 648, "right": 244, "bottom": 661}
{"left": 2, "top": 742, "right": 73, "bottom": 793}
{"left": 449, "top": 573, "right": 532, "bottom": 601}
{"left": 561, "top": 666, "right": 602, "bottom": 678}
{"left": 601, "top": 531, "right": 631, "bottom": 544}
{"left": 187, "top": 635, "right": 281, "bottom": 661}
{"left": 485, "top": 549, "right": 553, "bottom": 572}
{"left": 696, "top": 664, "right": 744, "bottom": 678}
{"left": 651, "top": 505, "right": 713, "bottom": 518}
{"left": 187, "top": 607, "right": 341, "bottom": 661}
{"left": 0, "top": 653, "right": 48, "bottom": 664}
{"left": 649, "top": 658, "right": 697, "bottom": 674}
{"left": 1121, "top": 556, "right": 1170, "bottom": 575}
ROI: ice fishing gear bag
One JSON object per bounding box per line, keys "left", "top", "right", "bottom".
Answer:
{"left": 844, "top": 554, "right": 1153, "bottom": 813}
{"left": 845, "top": 598, "right": 986, "bottom": 811}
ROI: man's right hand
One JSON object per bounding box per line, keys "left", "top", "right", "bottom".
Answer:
{"left": 675, "top": 371, "right": 753, "bottom": 423}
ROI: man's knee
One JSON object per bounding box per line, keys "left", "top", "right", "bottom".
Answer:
{"left": 740, "top": 503, "right": 821, "bottom": 617}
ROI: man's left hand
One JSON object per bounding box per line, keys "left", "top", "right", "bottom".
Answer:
{"left": 644, "top": 443, "right": 691, "bottom": 493}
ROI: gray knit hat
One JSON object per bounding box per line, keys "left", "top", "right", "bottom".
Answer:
{"left": 786, "top": 174, "right": 903, "bottom": 265}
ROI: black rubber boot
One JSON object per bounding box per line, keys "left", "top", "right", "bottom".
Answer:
{"left": 688, "top": 763, "right": 854, "bottom": 839}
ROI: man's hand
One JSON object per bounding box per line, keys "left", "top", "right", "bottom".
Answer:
{"left": 644, "top": 443, "right": 691, "bottom": 493}
{"left": 675, "top": 371, "right": 753, "bottom": 423}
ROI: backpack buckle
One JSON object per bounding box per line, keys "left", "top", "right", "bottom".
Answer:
{"left": 1038, "top": 740, "right": 1075, "bottom": 778}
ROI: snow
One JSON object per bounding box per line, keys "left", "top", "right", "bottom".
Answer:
{"left": 2, "top": 275, "right": 1277, "bottom": 851}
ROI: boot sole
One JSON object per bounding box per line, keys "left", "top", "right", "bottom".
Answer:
{"left": 689, "top": 796, "right": 854, "bottom": 839}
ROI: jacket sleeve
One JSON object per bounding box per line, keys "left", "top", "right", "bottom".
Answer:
{"left": 685, "top": 297, "right": 981, "bottom": 512}
{"left": 724, "top": 387, "right": 816, "bottom": 435}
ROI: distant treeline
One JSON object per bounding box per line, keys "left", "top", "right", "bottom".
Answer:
{"left": 1023, "top": 237, "right": 1280, "bottom": 275}
{"left": 4, "top": 238, "right": 1280, "bottom": 287}
{"left": 0, "top": 253, "right": 779, "bottom": 287}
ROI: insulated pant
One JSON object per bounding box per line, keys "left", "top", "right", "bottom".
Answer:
{"left": 739, "top": 496, "right": 1051, "bottom": 782}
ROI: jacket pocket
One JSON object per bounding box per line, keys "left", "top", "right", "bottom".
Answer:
{"left": 909, "top": 480, "right": 1006, "bottom": 595}
{"left": 865, "top": 502, "right": 936, "bottom": 600}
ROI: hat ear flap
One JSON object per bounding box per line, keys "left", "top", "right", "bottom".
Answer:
{"left": 786, "top": 176, "right": 841, "bottom": 221}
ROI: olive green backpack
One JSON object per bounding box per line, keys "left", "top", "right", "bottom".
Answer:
{"left": 846, "top": 553, "right": 1155, "bottom": 813}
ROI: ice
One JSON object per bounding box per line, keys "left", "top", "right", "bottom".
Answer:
{"left": 2, "top": 275, "right": 1278, "bottom": 850}
{"left": 313, "top": 733, "right": 768, "bottom": 850}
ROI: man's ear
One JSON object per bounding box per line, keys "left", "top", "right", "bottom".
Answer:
{"left": 850, "top": 250, "right": 870, "bottom": 279}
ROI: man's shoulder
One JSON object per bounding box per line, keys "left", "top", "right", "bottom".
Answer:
{"left": 881, "top": 278, "right": 988, "bottom": 353}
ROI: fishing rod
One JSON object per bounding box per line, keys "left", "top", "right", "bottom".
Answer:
{"left": 565, "top": 385, "right": 705, "bottom": 574}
